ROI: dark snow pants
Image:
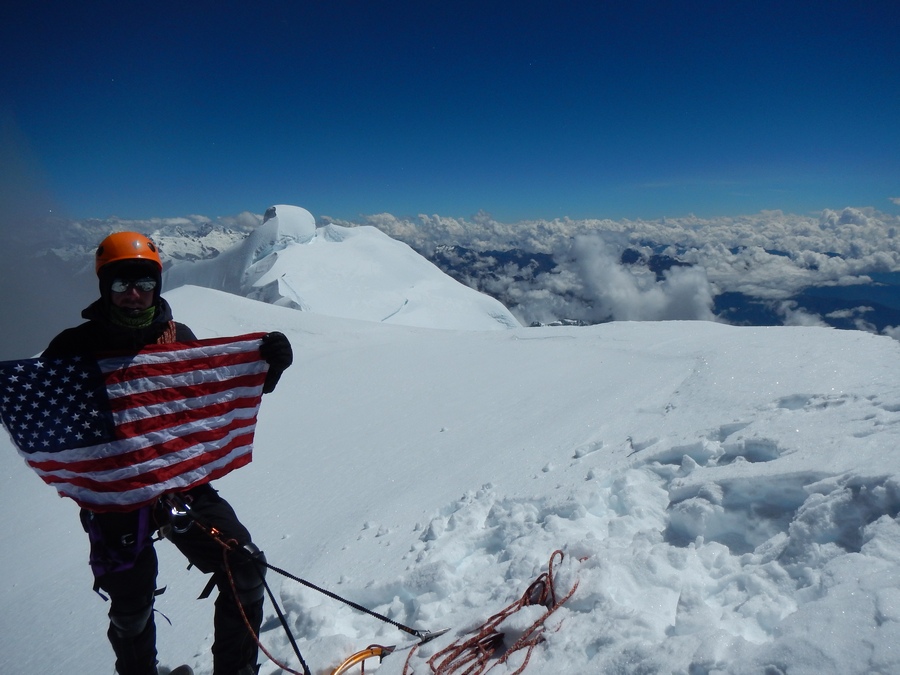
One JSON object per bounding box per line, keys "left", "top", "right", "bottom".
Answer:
{"left": 90, "top": 484, "right": 266, "bottom": 675}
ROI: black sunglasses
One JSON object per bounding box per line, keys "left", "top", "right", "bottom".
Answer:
{"left": 110, "top": 277, "right": 158, "bottom": 293}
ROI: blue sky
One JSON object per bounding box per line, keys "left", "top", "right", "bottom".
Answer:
{"left": 2, "top": 1, "right": 898, "bottom": 222}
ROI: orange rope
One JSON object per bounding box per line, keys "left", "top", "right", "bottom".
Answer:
{"left": 187, "top": 516, "right": 308, "bottom": 675}
{"left": 218, "top": 539, "right": 307, "bottom": 675}
{"left": 403, "top": 550, "right": 578, "bottom": 675}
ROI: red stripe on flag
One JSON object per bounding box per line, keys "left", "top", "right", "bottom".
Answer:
{"left": 132, "top": 333, "right": 267, "bottom": 354}
{"left": 41, "top": 431, "right": 255, "bottom": 494}
{"left": 107, "top": 371, "right": 267, "bottom": 413}
{"left": 113, "top": 395, "right": 262, "bottom": 439}
{"left": 26, "top": 414, "right": 258, "bottom": 473}
{"left": 59, "top": 452, "right": 256, "bottom": 513}
{"left": 103, "top": 349, "right": 265, "bottom": 386}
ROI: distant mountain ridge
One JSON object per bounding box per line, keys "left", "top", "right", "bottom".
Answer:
{"left": 9, "top": 205, "right": 900, "bottom": 356}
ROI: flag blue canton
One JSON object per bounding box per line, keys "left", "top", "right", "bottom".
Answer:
{"left": 0, "top": 356, "right": 116, "bottom": 454}
{"left": 1, "top": 333, "right": 268, "bottom": 512}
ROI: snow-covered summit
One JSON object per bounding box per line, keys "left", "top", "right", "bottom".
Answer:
{"left": 5, "top": 288, "right": 900, "bottom": 674}
{"left": 164, "top": 204, "right": 520, "bottom": 331}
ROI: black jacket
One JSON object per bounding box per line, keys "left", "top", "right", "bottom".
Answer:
{"left": 45, "top": 296, "right": 285, "bottom": 394}
{"left": 44, "top": 298, "right": 195, "bottom": 358}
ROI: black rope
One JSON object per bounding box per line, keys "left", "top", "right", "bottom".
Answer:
{"left": 165, "top": 495, "right": 311, "bottom": 674}
{"left": 164, "top": 494, "right": 434, "bottom": 668}
{"left": 258, "top": 557, "right": 430, "bottom": 640}
{"left": 257, "top": 568, "right": 311, "bottom": 675}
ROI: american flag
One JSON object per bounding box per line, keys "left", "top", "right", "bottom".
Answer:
{"left": 0, "top": 333, "right": 269, "bottom": 512}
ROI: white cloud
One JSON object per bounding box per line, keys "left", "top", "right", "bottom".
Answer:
{"left": 883, "top": 325, "right": 900, "bottom": 340}
{"left": 826, "top": 306, "right": 873, "bottom": 320}
{"left": 572, "top": 235, "right": 716, "bottom": 322}
{"left": 777, "top": 301, "right": 829, "bottom": 328}
{"left": 323, "top": 208, "right": 900, "bottom": 301}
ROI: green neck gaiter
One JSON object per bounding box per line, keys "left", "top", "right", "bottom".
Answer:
{"left": 109, "top": 305, "right": 156, "bottom": 329}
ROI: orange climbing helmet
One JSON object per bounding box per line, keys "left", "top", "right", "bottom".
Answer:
{"left": 95, "top": 232, "right": 162, "bottom": 274}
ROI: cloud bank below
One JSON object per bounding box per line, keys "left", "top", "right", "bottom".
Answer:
{"left": 3, "top": 205, "right": 899, "bottom": 358}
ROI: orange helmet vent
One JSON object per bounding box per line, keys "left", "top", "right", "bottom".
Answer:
{"left": 95, "top": 232, "right": 162, "bottom": 274}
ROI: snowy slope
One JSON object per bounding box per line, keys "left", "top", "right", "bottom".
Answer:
{"left": 2, "top": 283, "right": 900, "bottom": 674}
{"left": 163, "top": 205, "right": 520, "bottom": 331}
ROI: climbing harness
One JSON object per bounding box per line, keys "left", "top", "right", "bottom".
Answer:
{"left": 164, "top": 494, "right": 446, "bottom": 675}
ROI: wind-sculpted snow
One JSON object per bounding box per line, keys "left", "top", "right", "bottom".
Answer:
{"left": 246, "top": 204, "right": 317, "bottom": 264}
{"left": 164, "top": 205, "right": 520, "bottom": 330}
{"left": 163, "top": 205, "right": 316, "bottom": 299}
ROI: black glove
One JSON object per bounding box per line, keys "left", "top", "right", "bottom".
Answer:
{"left": 259, "top": 331, "right": 293, "bottom": 393}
